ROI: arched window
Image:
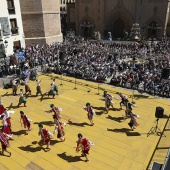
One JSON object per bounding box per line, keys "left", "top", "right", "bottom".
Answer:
{"left": 60, "top": 7, "right": 62, "bottom": 11}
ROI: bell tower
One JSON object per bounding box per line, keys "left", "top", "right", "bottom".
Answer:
{"left": 20, "top": 0, "right": 63, "bottom": 45}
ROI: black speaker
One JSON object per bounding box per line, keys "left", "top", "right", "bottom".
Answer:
{"left": 162, "top": 68, "right": 170, "bottom": 79}
{"left": 155, "top": 107, "right": 164, "bottom": 118}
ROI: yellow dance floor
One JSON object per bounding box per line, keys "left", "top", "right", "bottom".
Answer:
{"left": 0, "top": 74, "right": 169, "bottom": 170}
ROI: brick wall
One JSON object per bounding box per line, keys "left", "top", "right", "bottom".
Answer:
{"left": 20, "top": 0, "right": 62, "bottom": 44}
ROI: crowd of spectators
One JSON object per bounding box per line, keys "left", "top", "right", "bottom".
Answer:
{"left": 0, "top": 36, "right": 170, "bottom": 97}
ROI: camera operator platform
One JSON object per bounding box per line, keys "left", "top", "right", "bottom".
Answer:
{"left": 147, "top": 118, "right": 166, "bottom": 137}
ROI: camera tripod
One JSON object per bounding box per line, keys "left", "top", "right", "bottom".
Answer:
{"left": 147, "top": 118, "right": 166, "bottom": 137}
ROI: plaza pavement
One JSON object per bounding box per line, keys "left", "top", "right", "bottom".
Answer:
{"left": 0, "top": 73, "right": 169, "bottom": 170}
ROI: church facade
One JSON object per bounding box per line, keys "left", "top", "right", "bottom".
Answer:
{"left": 71, "top": 0, "right": 170, "bottom": 39}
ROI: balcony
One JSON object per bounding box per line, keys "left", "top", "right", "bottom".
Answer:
{"left": 8, "top": 7, "right": 15, "bottom": 15}
{"left": 11, "top": 27, "right": 19, "bottom": 35}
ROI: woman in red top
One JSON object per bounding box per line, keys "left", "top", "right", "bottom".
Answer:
{"left": 0, "top": 96, "right": 5, "bottom": 115}
{"left": 38, "top": 124, "right": 52, "bottom": 151}
{"left": 0, "top": 132, "right": 11, "bottom": 156}
{"left": 83, "top": 103, "right": 95, "bottom": 126}
{"left": 20, "top": 111, "right": 32, "bottom": 135}
{"left": 76, "top": 133, "right": 90, "bottom": 162}
{"left": 53, "top": 117, "right": 65, "bottom": 142}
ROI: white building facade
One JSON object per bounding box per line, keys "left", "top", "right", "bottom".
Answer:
{"left": 0, "top": 0, "right": 25, "bottom": 58}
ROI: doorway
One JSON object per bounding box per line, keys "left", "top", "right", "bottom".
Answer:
{"left": 112, "top": 18, "right": 125, "bottom": 38}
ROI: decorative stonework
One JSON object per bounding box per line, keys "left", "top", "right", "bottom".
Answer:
{"left": 117, "top": 0, "right": 123, "bottom": 7}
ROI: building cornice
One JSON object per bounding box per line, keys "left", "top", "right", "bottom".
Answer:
{"left": 21, "top": 11, "right": 60, "bottom": 15}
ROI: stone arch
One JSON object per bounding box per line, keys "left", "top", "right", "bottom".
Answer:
{"left": 80, "top": 16, "right": 95, "bottom": 26}
{"left": 145, "top": 16, "right": 163, "bottom": 38}
{"left": 105, "top": 9, "right": 133, "bottom": 38}
{"left": 79, "top": 16, "right": 95, "bottom": 37}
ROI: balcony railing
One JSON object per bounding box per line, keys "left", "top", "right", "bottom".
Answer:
{"left": 11, "top": 27, "right": 19, "bottom": 35}
{"left": 8, "top": 7, "right": 15, "bottom": 15}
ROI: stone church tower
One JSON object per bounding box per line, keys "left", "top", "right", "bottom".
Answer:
{"left": 19, "top": 0, "right": 63, "bottom": 45}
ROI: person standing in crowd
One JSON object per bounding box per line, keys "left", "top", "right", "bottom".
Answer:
{"left": 38, "top": 124, "right": 53, "bottom": 151}
{"left": 0, "top": 132, "right": 11, "bottom": 157}
{"left": 20, "top": 111, "right": 32, "bottom": 135}
{"left": 12, "top": 79, "right": 18, "bottom": 96}
{"left": 36, "top": 79, "right": 43, "bottom": 97}
{"left": 17, "top": 89, "right": 27, "bottom": 107}
{"left": 76, "top": 133, "right": 90, "bottom": 162}
{"left": 83, "top": 103, "right": 96, "bottom": 126}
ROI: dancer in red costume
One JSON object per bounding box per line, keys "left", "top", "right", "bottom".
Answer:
{"left": 83, "top": 103, "right": 96, "bottom": 126}
{"left": 104, "top": 91, "right": 113, "bottom": 113}
{"left": 53, "top": 117, "right": 65, "bottom": 142}
{"left": 20, "top": 111, "right": 32, "bottom": 135}
{"left": 49, "top": 104, "right": 62, "bottom": 119}
{"left": 76, "top": 133, "right": 90, "bottom": 162}
{"left": 0, "top": 132, "right": 11, "bottom": 156}
{"left": 0, "top": 115, "right": 13, "bottom": 140}
{"left": 38, "top": 124, "right": 53, "bottom": 151}
{"left": 0, "top": 96, "right": 5, "bottom": 115}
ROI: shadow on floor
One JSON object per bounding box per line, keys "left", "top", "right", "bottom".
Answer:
{"left": 57, "top": 152, "right": 84, "bottom": 162}
{"left": 31, "top": 141, "right": 38, "bottom": 145}
{"left": 113, "top": 108, "right": 122, "bottom": 111}
{"left": 33, "top": 121, "right": 55, "bottom": 127}
{"left": 50, "top": 140, "right": 62, "bottom": 145}
{"left": 107, "top": 128, "right": 131, "bottom": 133}
{"left": 92, "top": 106, "right": 106, "bottom": 111}
{"left": 67, "top": 120, "right": 90, "bottom": 127}
{"left": 6, "top": 103, "right": 23, "bottom": 110}
{"left": 126, "top": 132, "right": 141, "bottom": 136}
{"left": 95, "top": 111, "right": 104, "bottom": 116}
{"left": 12, "top": 130, "right": 26, "bottom": 136}
{"left": 18, "top": 145, "right": 43, "bottom": 152}
{"left": 106, "top": 115, "right": 125, "bottom": 123}
{"left": 25, "top": 95, "right": 37, "bottom": 98}
{"left": 129, "top": 94, "right": 150, "bottom": 100}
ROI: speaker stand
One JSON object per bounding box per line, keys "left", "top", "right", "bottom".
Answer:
{"left": 147, "top": 119, "right": 166, "bottom": 137}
